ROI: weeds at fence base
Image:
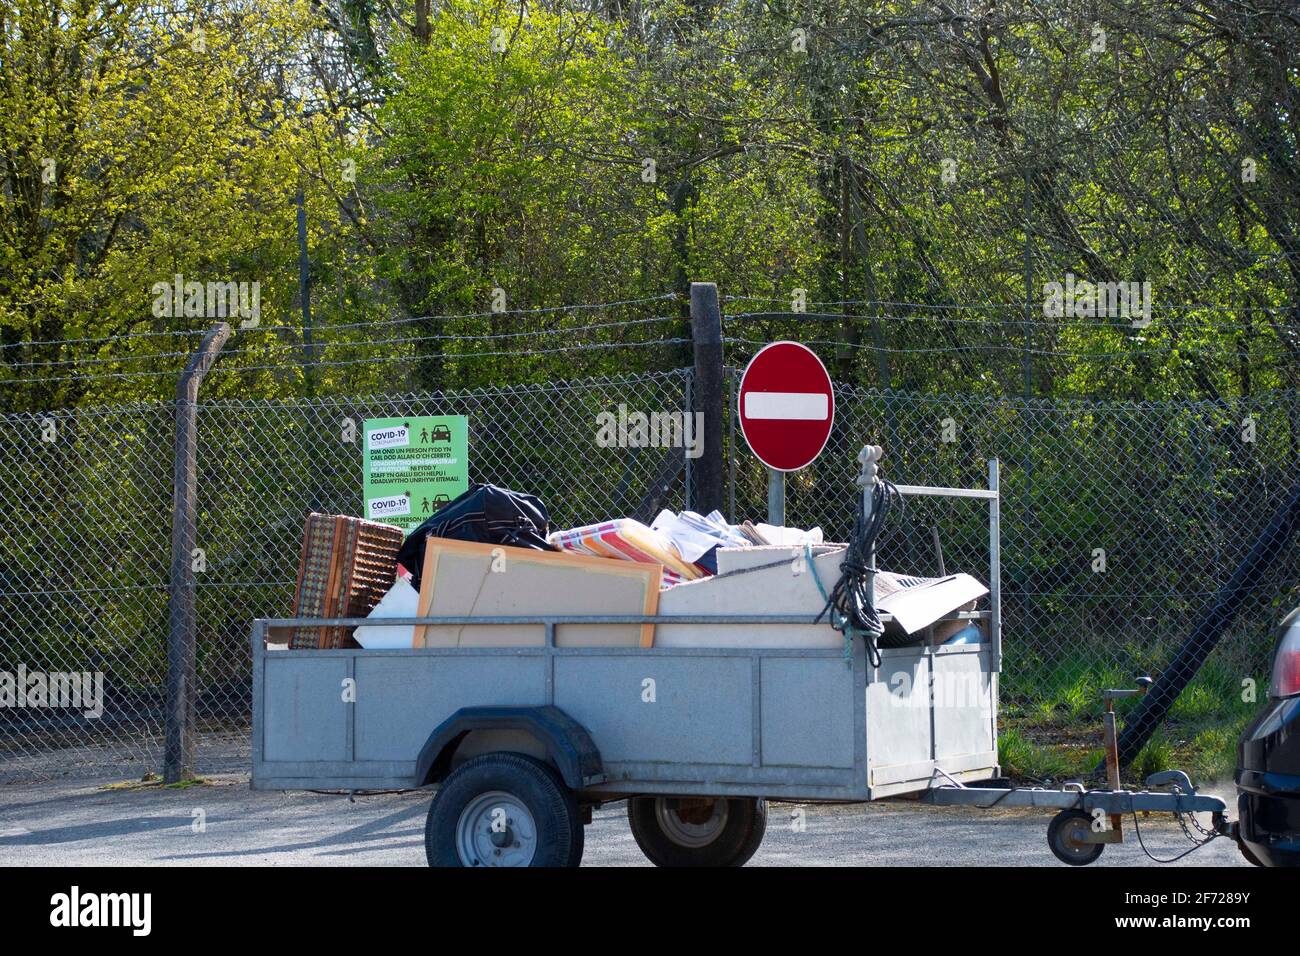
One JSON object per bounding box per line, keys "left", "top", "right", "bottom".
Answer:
{"left": 999, "top": 712, "right": 1251, "bottom": 789}
{"left": 997, "top": 651, "right": 1261, "bottom": 787}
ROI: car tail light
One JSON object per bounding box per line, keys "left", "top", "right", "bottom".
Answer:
{"left": 1269, "top": 618, "right": 1300, "bottom": 698}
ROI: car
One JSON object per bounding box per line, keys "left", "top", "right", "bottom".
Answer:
{"left": 430, "top": 424, "right": 452, "bottom": 442}
{"left": 1235, "top": 604, "right": 1300, "bottom": 867}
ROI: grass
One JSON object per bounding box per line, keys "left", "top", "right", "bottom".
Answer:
{"left": 998, "top": 726, "right": 1100, "bottom": 781}
{"left": 999, "top": 651, "right": 1263, "bottom": 787}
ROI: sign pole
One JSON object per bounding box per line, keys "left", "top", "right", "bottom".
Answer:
{"left": 767, "top": 467, "right": 785, "bottom": 526}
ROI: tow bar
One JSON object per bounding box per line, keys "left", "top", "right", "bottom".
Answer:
{"left": 922, "top": 677, "right": 1234, "bottom": 865}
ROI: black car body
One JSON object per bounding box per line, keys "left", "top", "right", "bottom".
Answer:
{"left": 1236, "top": 605, "right": 1300, "bottom": 867}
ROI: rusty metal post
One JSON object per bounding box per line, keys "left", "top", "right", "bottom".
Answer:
{"left": 164, "top": 322, "right": 232, "bottom": 783}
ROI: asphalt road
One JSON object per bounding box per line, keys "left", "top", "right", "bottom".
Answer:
{"left": 0, "top": 773, "right": 1248, "bottom": 867}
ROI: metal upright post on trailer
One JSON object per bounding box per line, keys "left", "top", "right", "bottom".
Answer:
{"left": 857, "top": 444, "right": 883, "bottom": 617}
{"left": 857, "top": 445, "right": 881, "bottom": 517}
{"left": 988, "top": 458, "right": 1001, "bottom": 674}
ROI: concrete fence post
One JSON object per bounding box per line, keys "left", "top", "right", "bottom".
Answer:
{"left": 164, "top": 322, "right": 231, "bottom": 784}
{"left": 690, "top": 282, "right": 725, "bottom": 514}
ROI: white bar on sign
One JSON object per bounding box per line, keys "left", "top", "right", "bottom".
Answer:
{"left": 744, "top": 391, "right": 829, "bottom": 420}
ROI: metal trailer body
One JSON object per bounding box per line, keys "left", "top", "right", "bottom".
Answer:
{"left": 251, "top": 612, "right": 998, "bottom": 801}
{"left": 252, "top": 462, "right": 1003, "bottom": 802}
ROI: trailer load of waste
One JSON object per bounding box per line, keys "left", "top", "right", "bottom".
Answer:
{"left": 284, "top": 481, "right": 986, "bottom": 653}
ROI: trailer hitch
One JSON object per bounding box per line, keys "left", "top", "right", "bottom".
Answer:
{"left": 921, "top": 675, "right": 1234, "bottom": 863}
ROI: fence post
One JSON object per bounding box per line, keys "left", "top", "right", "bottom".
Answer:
{"left": 164, "top": 322, "right": 232, "bottom": 784}
{"left": 1022, "top": 166, "right": 1034, "bottom": 398}
{"left": 1113, "top": 478, "right": 1300, "bottom": 769}
{"left": 690, "top": 282, "right": 725, "bottom": 514}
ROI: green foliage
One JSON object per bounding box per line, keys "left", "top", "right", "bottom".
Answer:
{"left": 0, "top": 0, "right": 350, "bottom": 408}
{"left": 4, "top": 1, "right": 1297, "bottom": 408}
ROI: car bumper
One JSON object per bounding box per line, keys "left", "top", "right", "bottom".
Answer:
{"left": 1236, "top": 695, "right": 1300, "bottom": 867}
{"left": 1236, "top": 768, "right": 1300, "bottom": 866}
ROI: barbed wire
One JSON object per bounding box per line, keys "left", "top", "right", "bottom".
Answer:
{"left": 0, "top": 337, "right": 693, "bottom": 386}
{"left": 0, "top": 327, "right": 209, "bottom": 352}
{"left": 8, "top": 308, "right": 1288, "bottom": 380}
{"left": 722, "top": 336, "right": 1291, "bottom": 361}
{"left": 203, "top": 338, "right": 692, "bottom": 377}
{"left": 0, "top": 293, "right": 681, "bottom": 355}
{"left": 281, "top": 293, "right": 681, "bottom": 335}
{"left": 723, "top": 295, "right": 1297, "bottom": 314}
{"left": 724, "top": 309, "right": 1300, "bottom": 334}
{"left": 0, "top": 315, "right": 683, "bottom": 371}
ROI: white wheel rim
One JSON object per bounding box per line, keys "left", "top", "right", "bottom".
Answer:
{"left": 655, "top": 798, "right": 728, "bottom": 848}
{"left": 455, "top": 791, "right": 537, "bottom": 867}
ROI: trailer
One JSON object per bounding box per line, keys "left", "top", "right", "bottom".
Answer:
{"left": 251, "top": 450, "right": 1232, "bottom": 866}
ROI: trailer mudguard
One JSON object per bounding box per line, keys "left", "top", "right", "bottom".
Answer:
{"left": 414, "top": 705, "right": 605, "bottom": 789}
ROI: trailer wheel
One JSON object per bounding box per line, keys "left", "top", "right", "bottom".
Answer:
{"left": 627, "top": 796, "right": 766, "bottom": 867}
{"left": 425, "top": 752, "right": 584, "bottom": 867}
{"left": 1047, "top": 809, "right": 1104, "bottom": 866}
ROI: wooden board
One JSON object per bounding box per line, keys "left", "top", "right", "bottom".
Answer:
{"left": 414, "top": 538, "right": 660, "bottom": 648}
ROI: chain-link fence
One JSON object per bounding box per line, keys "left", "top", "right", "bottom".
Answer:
{"left": 3, "top": 369, "right": 1298, "bottom": 782}
{"left": 0, "top": 371, "right": 693, "bottom": 781}
{"left": 729, "top": 379, "right": 1300, "bottom": 718}
{"left": 0, "top": 404, "right": 175, "bottom": 781}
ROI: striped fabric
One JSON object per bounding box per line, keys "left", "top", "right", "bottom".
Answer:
{"left": 548, "top": 519, "right": 701, "bottom": 588}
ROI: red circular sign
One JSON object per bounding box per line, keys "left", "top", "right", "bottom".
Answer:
{"left": 737, "top": 341, "right": 835, "bottom": 471}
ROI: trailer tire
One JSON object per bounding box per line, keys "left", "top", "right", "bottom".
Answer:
{"left": 1047, "top": 809, "right": 1104, "bottom": 866}
{"left": 425, "top": 752, "right": 584, "bottom": 867}
{"left": 627, "top": 796, "right": 766, "bottom": 867}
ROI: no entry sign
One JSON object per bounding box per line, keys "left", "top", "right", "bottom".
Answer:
{"left": 737, "top": 341, "right": 835, "bottom": 472}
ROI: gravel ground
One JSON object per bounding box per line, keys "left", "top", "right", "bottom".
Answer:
{"left": 0, "top": 770, "right": 1248, "bottom": 867}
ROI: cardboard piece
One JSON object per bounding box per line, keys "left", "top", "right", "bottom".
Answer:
{"left": 414, "top": 538, "right": 660, "bottom": 648}
{"left": 874, "top": 572, "right": 988, "bottom": 634}
{"left": 657, "top": 550, "right": 987, "bottom": 647}
{"left": 656, "top": 548, "right": 849, "bottom": 647}
{"left": 714, "top": 544, "right": 844, "bottom": 575}
{"left": 354, "top": 577, "right": 420, "bottom": 648}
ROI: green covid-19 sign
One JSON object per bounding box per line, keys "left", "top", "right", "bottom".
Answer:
{"left": 362, "top": 416, "right": 469, "bottom": 533}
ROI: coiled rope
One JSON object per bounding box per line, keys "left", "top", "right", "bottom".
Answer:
{"left": 812, "top": 477, "right": 902, "bottom": 667}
